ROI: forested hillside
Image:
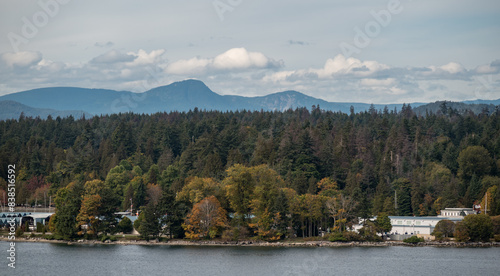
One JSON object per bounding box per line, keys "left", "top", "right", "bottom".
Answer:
{"left": 1, "top": 105, "right": 499, "bottom": 239}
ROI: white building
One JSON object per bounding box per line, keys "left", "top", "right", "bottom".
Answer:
{"left": 438, "top": 208, "right": 476, "bottom": 218}
{"left": 353, "top": 208, "right": 475, "bottom": 239}
{"left": 388, "top": 216, "right": 462, "bottom": 236}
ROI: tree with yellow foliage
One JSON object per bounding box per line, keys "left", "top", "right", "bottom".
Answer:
{"left": 76, "top": 194, "right": 101, "bottom": 237}
{"left": 177, "top": 177, "right": 222, "bottom": 205}
{"left": 183, "top": 196, "right": 228, "bottom": 239}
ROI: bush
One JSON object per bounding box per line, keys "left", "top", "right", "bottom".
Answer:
{"left": 462, "top": 214, "right": 492, "bottom": 242}
{"left": 494, "top": 235, "right": 500, "bottom": 242}
{"left": 221, "top": 226, "right": 250, "bottom": 241}
{"left": 342, "top": 231, "right": 362, "bottom": 242}
{"left": 101, "top": 235, "right": 110, "bottom": 242}
{"left": 432, "top": 220, "right": 455, "bottom": 238}
{"left": 44, "top": 234, "right": 63, "bottom": 240}
{"left": 15, "top": 226, "right": 24, "bottom": 237}
{"left": 109, "top": 236, "right": 117, "bottom": 242}
{"left": 491, "top": 216, "right": 500, "bottom": 235}
{"left": 118, "top": 217, "right": 133, "bottom": 234}
{"left": 454, "top": 222, "right": 469, "bottom": 242}
{"left": 328, "top": 232, "right": 347, "bottom": 242}
{"left": 433, "top": 231, "right": 443, "bottom": 240}
{"left": 358, "top": 221, "right": 382, "bottom": 242}
{"left": 403, "top": 236, "right": 424, "bottom": 244}
{"left": 36, "top": 222, "right": 45, "bottom": 232}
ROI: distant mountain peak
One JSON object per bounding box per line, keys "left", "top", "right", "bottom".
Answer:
{"left": 147, "top": 79, "right": 215, "bottom": 95}
{"left": 1, "top": 79, "right": 499, "bottom": 118}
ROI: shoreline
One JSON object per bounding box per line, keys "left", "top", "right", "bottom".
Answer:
{"left": 1, "top": 237, "right": 499, "bottom": 248}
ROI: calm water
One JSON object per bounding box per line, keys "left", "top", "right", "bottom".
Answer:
{"left": 2, "top": 241, "right": 500, "bottom": 275}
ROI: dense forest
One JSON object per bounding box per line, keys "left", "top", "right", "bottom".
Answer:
{"left": 1, "top": 103, "right": 499, "bottom": 240}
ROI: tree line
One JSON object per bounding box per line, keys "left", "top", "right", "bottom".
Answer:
{"left": 1, "top": 104, "right": 499, "bottom": 240}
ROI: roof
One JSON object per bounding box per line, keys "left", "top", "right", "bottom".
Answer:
{"left": 389, "top": 216, "right": 463, "bottom": 222}
{"left": 23, "top": 213, "right": 54, "bottom": 219}
{"left": 124, "top": 215, "right": 138, "bottom": 223}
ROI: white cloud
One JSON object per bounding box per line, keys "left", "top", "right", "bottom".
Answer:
{"left": 428, "top": 62, "right": 466, "bottom": 75}
{"left": 475, "top": 64, "right": 497, "bottom": 74}
{"left": 166, "top": 48, "right": 282, "bottom": 75}
{"left": 212, "top": 48, "right": 273, "bottom": 70}
{"left": 126, "top": 49, "right": 166, "bottom": 66}
{"left": 360, "top": 78, "right": 396, "bottom": 87}
{"left": 474, "top": 60, "right": 500, "bottom": 75}
{"left": 90, "top": 50, "right": 136, "bottom": 64}
{"left": 263, "top": 55, "right": 390, "bottom": 83}
{"left": 440, "top": 62, "right": 465, "bottom": 74}
{"left": 166, "top": 57, "right": 211, "bottom": 75}
{"left": 0, "top": 49, "right": 499, "bottom": 104}
{"left": 312, "top": 55, "right": 389, "bottom": 78}
{"left": 262, "top": 70, "right": 298, "bottom": 84}
{"left": 1, "top": 51, "right": 42, "bottom": 68}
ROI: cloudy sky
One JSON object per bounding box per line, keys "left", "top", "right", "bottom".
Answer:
{"left": 0, "top": 0, "right": 499, "bottom": 104}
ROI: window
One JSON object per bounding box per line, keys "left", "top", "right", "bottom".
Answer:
{"left": 397, "top": 220, "right": 402, "bottom": 225}
{"left": 416, "top": 221, "right": 421, "bottom": 225}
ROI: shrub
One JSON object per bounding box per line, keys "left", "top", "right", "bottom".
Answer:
{"left": 462, "top": 214, "right": 492, "bottom": 242}
{"left": 494, "top": 235, "right": 500, "bottom": 242}
{"left": 109, "top": 236, "right": 117, "bottom": 242}
{"left": 432, "top": 220, "right": 455, "bottom": 238}
{"left": 358, "top": 221, "right": 382, "bottom": 242}
{"left": 118, "top": 217, "right": 133, "bottom": 234}
{"left": 433, "top": 231, "right": 443, "bottom": 240}
{"left": 342, "top": 231, "right": 362, "bottom": 242}
{"left": 101, "top": 235, "right": 110, "bottom": 242}
{"left": 403, "top": 236, "right": 424, "bottom": 244}
{"left": 328, "top": 232, "right": 347, "bottom": 242}
{"left": 454, "top": 221, "right": 469, "bottom": 242}
{"left": 221, "top": 226, "right": 250, "bottom": 241}
{"left": 36, "top": 222, "right": 45, "bottom": 232}
{"left": 15, "top": 226, "right": 24, "bottom": 237}
{"left": 490, "top": 216, "right": 500, "bottom": 235}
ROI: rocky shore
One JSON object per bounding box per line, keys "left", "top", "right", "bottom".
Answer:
{"left": 2, "top": 236, "right": 499, "bottom": 248}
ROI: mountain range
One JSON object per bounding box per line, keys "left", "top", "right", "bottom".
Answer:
{"left": 0, "top": 79, "right": 498, "bottom": 120}
{"left": 0, "top": 100, "right": 91, "bottom": 121}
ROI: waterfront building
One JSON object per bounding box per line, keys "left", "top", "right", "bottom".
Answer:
{"left": 353, "top": 208, "right": 476, "bottom": 240}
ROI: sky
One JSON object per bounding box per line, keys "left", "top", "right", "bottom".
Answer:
{"left": 0, "top": 0, "right": 499, "bottom": 104}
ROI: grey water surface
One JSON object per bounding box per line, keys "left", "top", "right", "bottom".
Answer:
{"left": 3, "top": 241, "right": 500, "bottom": 275}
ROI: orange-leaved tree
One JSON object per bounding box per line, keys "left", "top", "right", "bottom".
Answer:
{"left": 183, "top": 196, "right": 228, "bottom": 239}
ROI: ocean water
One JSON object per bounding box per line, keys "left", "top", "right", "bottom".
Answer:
{"left": 2, "top": 241, "right": 500, "bottom": 275}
